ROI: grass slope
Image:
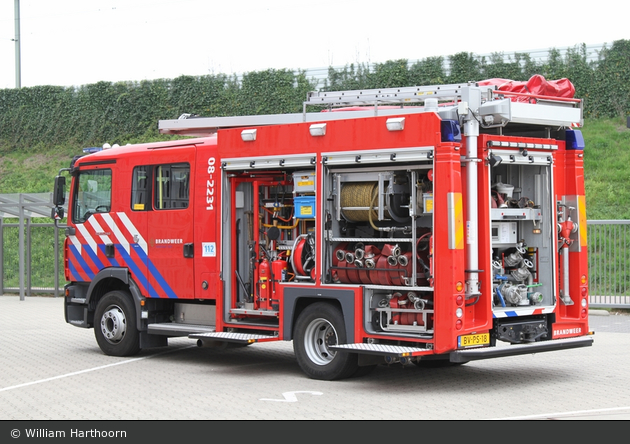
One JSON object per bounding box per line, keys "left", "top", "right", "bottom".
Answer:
{"left": 582, "top": 117, "right": 630, "bottom": 219}
{"left": 0, "top": 117, "right": 628, "bottom": 220}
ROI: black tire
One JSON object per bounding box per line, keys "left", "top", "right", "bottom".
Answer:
{"left": 94, "top": 290, "right": 141, "bottom": 357}
{"left": 293, "top": 302, "right": 358, "bottom": 380}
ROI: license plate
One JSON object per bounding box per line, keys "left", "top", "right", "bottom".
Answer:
{"left": 458, "top": 333, "right": 490, "bottom": 348}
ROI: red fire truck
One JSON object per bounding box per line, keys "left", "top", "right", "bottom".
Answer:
{"left": 52, "top": 79, "right": 594, "bottom": 380}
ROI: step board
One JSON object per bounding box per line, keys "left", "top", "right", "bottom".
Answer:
{"left": 148, "top": 323, "right": 216, "bottom": 336}
{"left": 190, "top": 331, "right": 279, "bottom": 345}
{"left": 329, "top": 343, "right": 431, "bottom": 357}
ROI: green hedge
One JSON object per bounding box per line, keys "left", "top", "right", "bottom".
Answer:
{"left": 1, "top": 40, "right": 630, "bottom": 151}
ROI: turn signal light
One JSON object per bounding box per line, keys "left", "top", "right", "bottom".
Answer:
{"left": 456, "top": 281, "right": 464, "bottom": 292}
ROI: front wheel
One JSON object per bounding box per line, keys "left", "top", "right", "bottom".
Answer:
{"left": 94, "top": 290, "right": 141, "bottom": 357}
{"left": 293, "top": 302, "right": 358, "bottom": 380}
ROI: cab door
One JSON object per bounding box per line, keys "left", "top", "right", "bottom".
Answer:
{"left": 145, "top": 147, "right": 196, "bottom": 299}
{"left": 193, "top": 146, "right": 221, "bottom": 301}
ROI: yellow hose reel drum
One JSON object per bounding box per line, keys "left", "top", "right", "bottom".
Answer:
{"left": 340, "top": 181, "right": 411, "bottom": 223}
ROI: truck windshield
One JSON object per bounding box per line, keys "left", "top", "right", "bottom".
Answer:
{"left": 72, "top": 169, "right": 112, "bottom": 224}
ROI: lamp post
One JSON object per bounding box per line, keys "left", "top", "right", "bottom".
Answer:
{"left": 14, "top": 0, "right": 21, "bottom": 88}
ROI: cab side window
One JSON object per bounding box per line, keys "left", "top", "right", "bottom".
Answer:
{"left": 131, "top": 166, "right": 152, "bottom": 211}
{"left": 154, "top": 163, "right": 190, "bottom": 210}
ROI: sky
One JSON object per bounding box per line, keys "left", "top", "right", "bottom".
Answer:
{"left": 0, "top": 0, "right": 628, "bottom": 89}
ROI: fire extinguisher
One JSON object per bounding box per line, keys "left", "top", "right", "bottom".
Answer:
{"left": 257, "top": 258, "right": 271, "bottom": 310}
{"left": 272, "top": 259, "right": 287, "bottom": 283}
{"left": 270, "top": 259, "right": 287, "bottom": 311}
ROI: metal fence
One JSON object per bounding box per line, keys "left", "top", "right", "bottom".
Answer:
{"left": 0, "top": 193, "right": 66, "bottom": 300}
{"left": 1, "top": 193, "right": 629, "bottom": 308}
{"left": 588, "top": 220, "right": 630, "bottom": 308}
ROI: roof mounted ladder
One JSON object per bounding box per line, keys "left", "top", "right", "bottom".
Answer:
{"left": 158, "top": 82, "right": 582, "bottom": 137}
{"left": 304, "top": 82, "right": 488, "bottom": 108}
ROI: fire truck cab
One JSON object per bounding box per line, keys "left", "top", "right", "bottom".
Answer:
{"left": 53, "top": 80, "right": 593, "bottom": 380}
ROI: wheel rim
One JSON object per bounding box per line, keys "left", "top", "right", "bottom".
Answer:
{"left": 100, "top": 304, "right": 127, "bottom": 344}
{"left": 304, "top": 317, "right": 338, "bottom": 365}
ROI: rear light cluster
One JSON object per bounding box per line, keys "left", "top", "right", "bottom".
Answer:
{"left": 580, "top": 274, "right": 588, "bottom": 318}
{"left": 455, "top": 281, "right": 464, "bottom": 330}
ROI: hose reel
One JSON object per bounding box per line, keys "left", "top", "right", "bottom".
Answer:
{"left": 339, "top": 180, "right": 410, "bottom": 223}
{"left": 291, "top": 233, "right": 315, "bottom": 278}
{"left": 340, "top": 182, "right": 382, "bottom": 222}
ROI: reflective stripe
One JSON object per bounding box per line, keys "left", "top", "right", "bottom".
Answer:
{"left": 83, "top": 241, "right": 105, "bottom": 271}
{"left": 101, "top": 213, "right": 131, "bottom": 255}
{"left": 98, "top": 244, "right": 120, "bottom": 267}
{"left": 76, "top": 224, "right": 97, "bottom": 255}
{"left": 118, "top": 212, "right": 148, "bottom": 254}
{"left": 115, "top": 244, "right": 151, "bottom": 295}
{"left": 578, "top": 195, "right": 587, "bottom": 247}
{"left": 68, "top": 212, "right": 178, "bottom": 299}
{"left": 493, "top": 307, "right": 550, "bottom": 318}
{"left": 448, "top": 192, "right": 464, "bottom": 250}
{"left": 88, "top": 216, "right": 114, "bottom": 246}
{"left": 68, "top": 260, "right": 83, "bottom": 282}
{"left": 67, "top": 244, "right": 94, "bottom": 280}
{"left": 69, "top": 235, "right": 82, "bottom": 254}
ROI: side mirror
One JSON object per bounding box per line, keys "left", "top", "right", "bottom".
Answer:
{"left": 53, "top": 175, "right": 66, "bottom": 206}
{"left": 51, "top": 206, "right": 65, "bottom": 220}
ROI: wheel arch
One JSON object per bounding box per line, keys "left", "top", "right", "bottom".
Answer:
{"left": 282, "top": 287, "right": 355, "bottom": 342}
{"left": 85, "top": 268, "right": 144, "bottom": 329}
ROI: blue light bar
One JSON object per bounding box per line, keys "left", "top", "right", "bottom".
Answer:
{"left": 82, "top": 147, "right": 102, "bottom": 154}
{"left": 565, "top": 130, "right": 585, "bottom": 150}
{"left": 441, "top": 120, "right": 461, "bottom": 142}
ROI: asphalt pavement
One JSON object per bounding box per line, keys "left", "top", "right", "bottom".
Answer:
{"left": 1, "top": 294, "right": 629, "bottom": 423}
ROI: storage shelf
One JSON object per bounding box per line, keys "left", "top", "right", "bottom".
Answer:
{"left": 491, "top": 208, "right": 542, "bottom": 221}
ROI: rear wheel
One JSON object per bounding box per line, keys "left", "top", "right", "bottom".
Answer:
{"left": 293, "top": 302, "right": 358, "bottom": 380}
{"left": 94, "top": 290, "right": 141, "bottom": 357}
